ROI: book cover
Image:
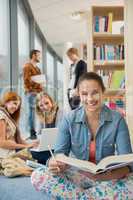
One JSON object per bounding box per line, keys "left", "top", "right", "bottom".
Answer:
{"left": 94, "top": 16, "right": 99, "bottom": 32}
{"left": 55, "top": 153, "right": 133, "bottom": 174}
{"left": 31, "top": 74, "right": 46, "bottom": 84}
{"left": 110, "top": 71, "right": 125, "bottom": 89}
{"left": 108, "top": 12, "right": 113, "bottom": 33}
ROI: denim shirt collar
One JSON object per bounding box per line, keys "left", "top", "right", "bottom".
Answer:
{"left": 74, "top": 105, "right": 113, "bottom": 124}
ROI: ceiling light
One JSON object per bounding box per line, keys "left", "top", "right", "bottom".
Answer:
{"left": 70, "top": 11, "right": 86, "bottom": 20}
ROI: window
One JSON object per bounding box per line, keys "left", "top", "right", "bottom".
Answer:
{"left": 46, "top": 51, "right": 55, "bottom": 98}
{"left": 57, "top": 61, "right": 64, "bottom": 107}
{"left": 34, "top": 32, "right": 44, "bottom": 133}
{"left": 34, "top": 31, "right": 43, "bottom": 71}
{"left": 0, "top": 0, "right": 10, "bottom": 96}
{"left": 18, "top": 2, "right": 30, "bottom": 84}
{"left": 17, "top": 2, "right": 30, "bottom": 137}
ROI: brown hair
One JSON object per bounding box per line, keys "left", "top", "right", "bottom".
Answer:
{"left": 77, "top": 72, "right": 105, "bottom": 92}
{"left": 66, "top": 48, "right": 79, "bottom": 56}
{"left": 1, "top": 91, "right": 21, "bottom": 122}
{"left": 30, "top": 49, "right": 40, "bottom": 59}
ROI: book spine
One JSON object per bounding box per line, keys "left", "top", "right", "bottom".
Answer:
{"left": 94, "top": 16, "right": 99, "bottom": 32}
{"left": 108, "top": 12, "right": 113, "bottom": 33}
{"left": 93, "top": 44, "right": 96, "bottom": 60}
{"left": 101, "top": 17, "right": 105, "bottom": 32}
{"left": 105, "top": 16, "right": 108, "bottom": 32}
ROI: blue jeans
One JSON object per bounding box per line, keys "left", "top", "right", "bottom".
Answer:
{"left": 26, "top": 93, "right": 36, "bottom": 134}
{"left": 30, "top": 150, "right": 54, "bottom": 165}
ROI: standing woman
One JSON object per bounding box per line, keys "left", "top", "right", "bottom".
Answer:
{"left": 67, "top": 47, "right": 87, "bottom": 110}
{"left": 0, "top": 91, "right": 38, "bottom": 177}
{"left": 32, "top": 72, "right": 133, "bottom": 199}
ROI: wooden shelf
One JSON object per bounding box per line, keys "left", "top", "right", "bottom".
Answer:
{"left": 87, "top": 6, "right": 125, "bottom": 101}
{"left": 92, "top": 6, "right": 124, "bottom": 21}
{"left": 94, "top": 60, "right": 124, "bottom": 70}
{"left": 93, "top": 33, "right": 124, "bottom": 44}
{"left": 104, "top": 89, "right": 125, "bottom": 97}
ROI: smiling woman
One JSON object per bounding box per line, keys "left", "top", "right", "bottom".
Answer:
{"left": 31, "top": 72, "right": 133, "bottom": 199}
{"left": 36, "top": 92, "right": 62, "bottom": 128}
{"left": 0, "top": 91, "right": 39, "bottom": 177}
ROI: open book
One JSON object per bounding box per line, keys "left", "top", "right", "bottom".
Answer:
{"left": 55, "top": 153, "right": 133, "bottom": 174}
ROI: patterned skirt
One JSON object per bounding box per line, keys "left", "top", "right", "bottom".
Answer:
{"left": 31, "top": 166, "right": 133, "bottom": 200}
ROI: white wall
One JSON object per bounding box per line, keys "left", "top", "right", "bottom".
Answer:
{"left": 63, "top": 42, "right": 72, "bottom": 111}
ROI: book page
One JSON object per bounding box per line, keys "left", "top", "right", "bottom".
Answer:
{"left": 55, "top": 154, "right": 97, "bottom": 174}
{"left": 97, "top": 154, "right": 133, "bottom": 171}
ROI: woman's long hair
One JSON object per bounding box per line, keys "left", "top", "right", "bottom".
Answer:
{"left": 0, "top": 91, "right": 21, "bottom": 123}
{"left": 36, "top": 92, "right": 58, "bottom": 124}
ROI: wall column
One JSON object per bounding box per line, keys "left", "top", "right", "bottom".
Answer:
{"left": 63, "top": 42, "right": 72, "bottom": 111}
{"left": 125, "top": 0, "right": 133, "bottom": 144}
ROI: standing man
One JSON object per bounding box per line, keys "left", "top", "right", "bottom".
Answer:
{"left": 67, "top": 47, "right": 87, "bottom": 109}
{"left": 23, "top": 49, "right": 43, "bottom": 139}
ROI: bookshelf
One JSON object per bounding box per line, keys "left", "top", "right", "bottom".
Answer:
{"left": 94, "top": 60, "right": 124, "bottom": 71}
{"left": 87, "top": 6, "right": 125, "bottom": 114}
{"left": 93, "top": 33, "right": 124, "bottom": 45}
{"left": 88, "top": 6, "right": 125, "bottom": 93}
{"left": 92, "top": 6, "right": 123, "bottom": 21}
{"left": 104, "top": 88, "right": 125, "bottom": 97}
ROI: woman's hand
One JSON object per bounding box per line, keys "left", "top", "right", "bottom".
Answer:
{"left": 26, "top": 140, "right": 39, "bottom": 148}
{"left": 48, "top": 158, "right": 69, "bottom": 175}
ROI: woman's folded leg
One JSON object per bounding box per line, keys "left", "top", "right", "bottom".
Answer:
{"left": 31, "top": 167, "right": 133, "bottom": 200}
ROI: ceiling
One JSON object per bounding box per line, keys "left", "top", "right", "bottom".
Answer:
{"left": 28, "top": 0, "right": 124, "bottom": 57}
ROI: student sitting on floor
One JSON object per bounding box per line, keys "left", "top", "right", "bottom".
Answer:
{"left": 36, "top": 92, "right": 62, "bottom": 128}
{"left": 0, "top": 91, "right": 38, "bottom": 177}
{"left": 31, "top": 72, "right": 133, "bottom": 199}
{"left": 31, "top": 92, "right": 63, "bottom": 165}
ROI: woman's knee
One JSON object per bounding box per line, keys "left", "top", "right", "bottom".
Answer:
{"left": 31, "top": 167, "right": 52, "bottom": 191}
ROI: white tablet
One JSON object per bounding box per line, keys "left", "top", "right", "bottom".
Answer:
{"left": 31, "top": 128, "right": 58, "bottom": 152}
{"left": 31, "top": 74, "right": 46, "bottom": 84}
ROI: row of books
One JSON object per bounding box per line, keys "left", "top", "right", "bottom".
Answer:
{"left": 105, "top": 98, "right": 125, "bottom": 108}
{"left": 97, "top": 70, "right": 125, "bottom": 89}
{"left": 94, "top": 13, "right": 113, "bottom": 33}
{"left": 93, "top": 44, "right": 124, "bottom": 61}
{"left": 105, "top": 99, "right": 125, "bottom": 117}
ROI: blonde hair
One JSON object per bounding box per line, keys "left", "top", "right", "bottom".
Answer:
{"left": 36, "top": 92, "right": 53, "bottom": 118}
{"left": 36, "top": 92, "right": 58, "bottom": 124}
{"left": 66, "top": 48, "right": 79, "bottom": 56}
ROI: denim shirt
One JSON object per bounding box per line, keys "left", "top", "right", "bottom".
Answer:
{"left": 55, "top": 105, "right": 132, "bottom": 165}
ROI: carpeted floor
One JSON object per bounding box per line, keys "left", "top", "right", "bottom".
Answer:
{"left": 0, "top": 176, "right": 50, "bottom": 200}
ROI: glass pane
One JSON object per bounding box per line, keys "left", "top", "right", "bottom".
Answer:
{"left": 34, "top": 33, "right": 44, "bottom": 133}
{"left": 35, "top": 32, "right": 43, "bottom": 71}
{"left": 17, "top": 2, "right": 30, "bottom": 137}
{"left": 18, "top": 3, "right": 30, "bottom": 94}
{"left": 46, "top": 51, "right": 55, "bottom": 98}
{"left": 0, "top": 0, "right": 10, "bottom": 96}
{"left": 57, "top": 61, "right": 64, "bottom": 107}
